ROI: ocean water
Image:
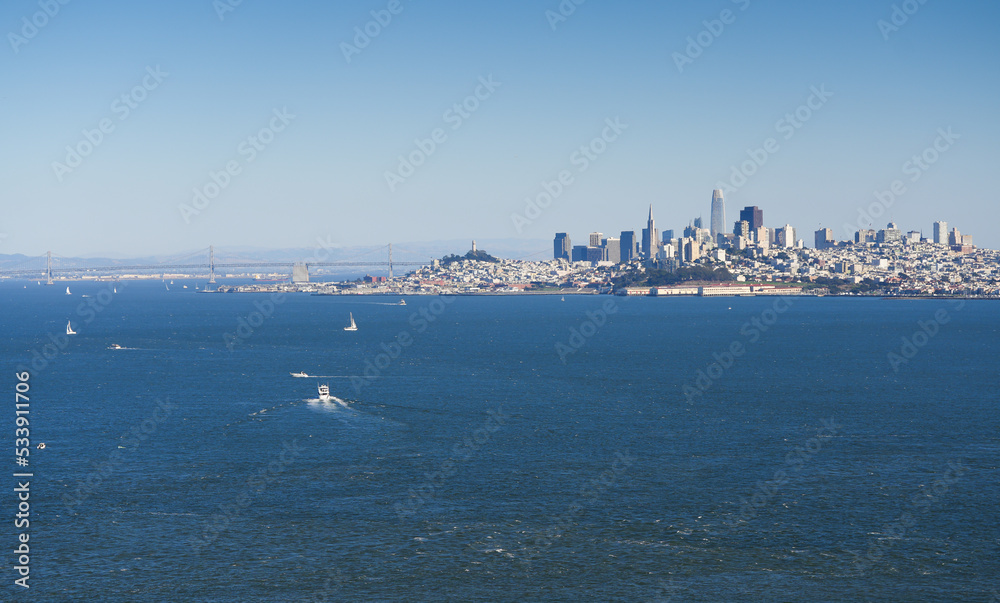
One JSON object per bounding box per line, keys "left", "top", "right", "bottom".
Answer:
{"left": 2, "top": 281, "right": 998, "bottom": 602}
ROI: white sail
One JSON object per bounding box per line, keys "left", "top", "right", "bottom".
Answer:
{"left": 344, "top": 312, "right": 358, "bottom": 331}
{"left": 66, "top": 321, "right": 76, "bottom": 335}
{"left": 66, "top": 287, "right": 71, "bottom": 295}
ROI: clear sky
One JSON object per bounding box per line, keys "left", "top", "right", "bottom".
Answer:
{"left": 1, "top": 0, "right": 998, "bottom": 257}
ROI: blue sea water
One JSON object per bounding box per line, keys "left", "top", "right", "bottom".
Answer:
{"left": 2, "top": 281, "right": 998, "bottom": 602}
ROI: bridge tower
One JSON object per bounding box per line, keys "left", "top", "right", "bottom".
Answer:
{"left": 388, "top": 243, "right": 393, "bottom": 279}
{"left": 46, "top": 251, "right": 53, "bottom": 285}
{"left": 209, "top": 246, "right": 216, "bottom": 284}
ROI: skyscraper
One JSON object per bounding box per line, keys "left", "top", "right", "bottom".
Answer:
{"left": 739, "top": 206, "right": 763, "bottom": 231}
{"left": 710, "top": 189, "right": 726, "bottom": 240}
{"left": 933, "top": 221, "right": 948, "bottom": 244}
{"left": 641, "top": 205, "right": 658, "bottom": 259}
{"left": 619, "top": 231, "right": 636, "bottom": 263}
{"left": 553, "top": 233, "right": 571, "bottom": 260}
{"left": 589, "top": 232, "right": 603, "bottom": 247}
{"left": 815, "top": 228, "right": 834, "bottom": 250}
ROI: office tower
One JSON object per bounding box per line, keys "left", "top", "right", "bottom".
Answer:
{"left": 571, "top": 245, "right": 588, "bottom": 262}
{"left": 641, "top": 205, "right": 659, "bottom": 258}
{"left": 734, "top": 220, "right": 750, "bottom": 239}
{"left": 589, "top": 232, "right": 603, "bottom": 247}
{"left": 949, "top": 228, "right": 961, "bottom": 246}
{"left": 619, "top": 231, "right": 636, "bottom": 263}
{"left": 693, "top": 217, "right": 703, "bottom": 229}
{"left": 815, "top": 228, "right": 834, "bottom": 250}
{"left": 855, "top": 229, "right": 875, "bottom": 244}
{"left": 553, "top": 233, "right": 571, "bottom": 260}
{"left": 933, "top": 221, "right": 948, "bottom": 244}
{"left": 877, "top": 223, "right": 901, "bottom": 244}
{"left": 684, "top": 224, "right": 698, "bottom": 239}
{"left": 777, "top": 225, "right": 795, "bottom": 248}
{"left": 602, "top": 238, "right": 621, "bottom": 263}
{"left": 739, "top": 206, "right": 764, "bottom": 231}
{"left": 710, "top": 189, "right": 726, "bottom": 240}
{"left": 663, "top": 229, "right": 674, "bottom": 242}
{"left": 586, "top": 247, "right": 603, "bottom": 263}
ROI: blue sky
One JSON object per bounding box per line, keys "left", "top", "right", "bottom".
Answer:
{"left": 1, "top": 0, "right": 998, "bottom": 257}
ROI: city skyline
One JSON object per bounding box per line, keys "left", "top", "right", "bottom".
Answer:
{"left": 1, "top": 1, "right": 997, "bottom": 256}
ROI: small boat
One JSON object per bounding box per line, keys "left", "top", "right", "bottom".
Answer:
{"left": 66, "top": 321, "right": 77, "bottom": 335}
{"left": 114, "top": 286, "right": 117, "bottom": 294}
{"left": 344, "top": 312, "right": 358, "bottom": 331}
{"left": 317, "top": 384, "right": 331, "bottom": 402}
{"left": 36, "top": 443, "right": 45, "bottom": 450}
{"left": 108, "top": 344, "right": 125, "bottom": 350}
{"left": 165, "top": 283, "right": 170, "bottom": 291}
{"left": 183, "top": 285, "right": 188, "bottom": 289}
{"left": 561, "top": 296, "right": 565, "bottom": 301}
{"left": 66, "top": 287, "right": 71, "bottom": 295}
{"left": 290, "top": 372, "right": 310, "bottom": 378}
{"left": 397, "top": 299, "right": 406, "bottom": 306}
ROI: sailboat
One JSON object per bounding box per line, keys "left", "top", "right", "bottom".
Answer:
{"left": 65, "top": 287, "right": 71, "bottom": 295}
{"left": 114, "top": 286, "right": 117, "bottom": 294}
{"left": 561, "top": 296, "right": 565, "bottom": 301}
{"left": 344, "top": 312, "right": 358, "bottom": 331}
{"left": 66, "top": 321, "right": 77, "bottom": 335}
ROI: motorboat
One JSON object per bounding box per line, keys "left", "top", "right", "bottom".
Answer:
{"left": 317, "top": 384, "right": 331, "bottom": 402}
{"left": 290, "top": 372, "right": 310, "bottom": 378}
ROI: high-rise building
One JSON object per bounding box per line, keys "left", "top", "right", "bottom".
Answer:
{"left": 739, "top": 206, "right": 764, "bottom": 231}
{"left": 571, "top": 245, "right": 588, "bottom": 262}
{"left": 815, "top": 228, "right": 834, "bottom": 250}
{"left": 589, "top": 232, "right": 603, "bottom": 247}
{"left": 693, "top": 217, "right": 703, "bottom": 229}
{"left": 553, "top": 233, "right": 571, "bottom": 260}
{"left": 641, "top": 205, "right": 659, "bottom": 259}
{"left": 777, "top": 225, "right": 796, "bottom": 248}
{"left": 662, "top": 229, "right": 675, "bottom": 242}
{"left": 933, "top": 221, "right": 948, "bottom": 244}
{"left": 949, "top": 228, "right": 961, "bottom": 246}
{"left": 602, "top": 238, "right": 621, "bottom": 263}
{"left": 877, "top": 223, "right": 902, "bottom": 244}
{"left": 710, "top": 189, "right": 726, "bottom": 240}
{"left": 586, "top": 246, "right": 603, "bottom": 263}
{"left": 734, "top": 220, "right": 750, "bottom": 239}
{"left": 619, "top": 231, "right": 636, "bottom": 263}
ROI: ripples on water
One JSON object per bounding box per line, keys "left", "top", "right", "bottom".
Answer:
{"left": 2, "top": 282, "right": 997, "bottom": 601}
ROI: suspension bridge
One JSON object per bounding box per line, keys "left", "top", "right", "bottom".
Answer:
{"left": 0, "top": 245, "right": 432, "bottom": 282}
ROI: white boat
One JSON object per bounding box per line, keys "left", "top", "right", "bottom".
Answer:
{"left": 66, "top": 321, "right": 76, "bottom": 335}
{"left": 108, "top": 344, "right": 125, "bottom": 350}
{"left": 317, "top": 384, "right": 331, "bottom": 401}
{"left": 66, "top": 287, "right": 71, "bottom": 295}
{"left": 344, "top": 312, "right": 358, "bottom": 331}
{"left": 183, "top": 285, "right": 188, "bottom": 289}
{"left": 397, "top": 299, "right": 406, "bottom": 306}
{"left": 114, "top": 286, "right": 117, "bottom": 294}
{"left": 290, "top": 372, "right": 310, "bottom": 378}
{"left": 561, "top": 296, "right": 565, "bottom": 301}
